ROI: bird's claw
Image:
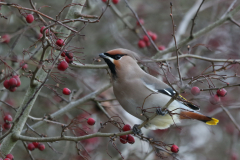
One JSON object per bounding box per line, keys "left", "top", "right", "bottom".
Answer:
{"left": 156, "top": 108, "right": 168, "bottom": 116}
{"left": 132, "top": 124, "right": 142, "bottom": 135}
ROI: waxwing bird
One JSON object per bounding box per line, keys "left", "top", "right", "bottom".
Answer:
{"left": 99, "top": 48, "right": 219, "bottom": 130}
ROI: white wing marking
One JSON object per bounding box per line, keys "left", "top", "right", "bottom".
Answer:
{"left": 144, "top": 83, "right": 158, "bottom": 93}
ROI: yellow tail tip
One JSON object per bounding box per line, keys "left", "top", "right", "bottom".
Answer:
{"left": 206, "top": 118, "right": 219, "bottom": 125}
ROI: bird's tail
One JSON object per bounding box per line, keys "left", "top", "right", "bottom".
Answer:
{"left": 180, "top": 111, "right": 219, "bottom": 125}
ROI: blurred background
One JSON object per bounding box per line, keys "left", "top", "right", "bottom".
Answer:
{"left": 0, "top": 0, "right": 240, "bottom": 159}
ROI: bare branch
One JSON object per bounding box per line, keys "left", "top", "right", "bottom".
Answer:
{"left": 220, "top": 104, "right": 240, "bottom": 132}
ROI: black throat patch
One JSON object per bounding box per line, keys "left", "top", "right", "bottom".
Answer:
{"left": 103, "top": 58, "right": 117, "bottom": 79}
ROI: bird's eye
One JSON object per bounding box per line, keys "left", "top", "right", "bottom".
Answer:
{"left": 115, "top": 55, "right": 122, "bottom": 60}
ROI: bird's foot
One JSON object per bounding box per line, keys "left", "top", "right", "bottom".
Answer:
{"left": 156, "top": 108, "right": 168, "bottom": 116}
{"left": 132, "top": 124, "right": 142, "bottom": 135}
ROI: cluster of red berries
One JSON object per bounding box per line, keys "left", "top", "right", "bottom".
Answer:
{"left": 57, "top": 51, "right": 74, "bottom": 71}
{"left": 102, "top": 0, "right": 119, "bottom": 4}
{"left": 28, "top": 142, "right": 45, "bottom": 151}
{"left": 209, "top": 88, "right": 227, "bottom": 105}
{"left": 61, "top": 51, "right": 74, "bottom": 64}
{"left": 87, "top": 118, "right": 95, "bottom": 125}
{"left": 191, "top": 86, "right": 227, "bottom": 105}
{"left": 3, "top": 75, "right": 21, "bottom": 92}
{"left": 1, "top": 153, "right": 14, "bottom": 160}
{"left": 119, "top": 124, "right": 135, "bottom": 144}
{"left": 171, "top": 144, "right": 179, "bottom": 153}
{"left": 3, "top": 114, "right": 13, "bottom": 130}
{"left": 135, "top": 19, "right": 165, "bottom": 50}
{"left": 138, "top": 31, "right": 157, "bottom": 48}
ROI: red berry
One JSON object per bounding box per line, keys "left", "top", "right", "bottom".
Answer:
{"left": 20, "top": 61, "right": 28, "bottom": 70}
{"left": 38, "top": 33, "right": 43, "bottom": 39}
{"left": 2, "top": 34, "right": 10, "bottom": 43}
{"left": 150, "top": 33, "right": 157, "bottom": 41}
{"left": 147, "top": 31, "right": 153, "bottom": 36}
{"left": 56, "top": 39, "right": 65, "bottom": 47}
{"left": 57, "top": 61, "right": 68, "bottom": 71}
{"left": 146, "top": 41, "right": 151, "bottom": 47}
{"left": 26, "top": 14, "right": 34, "bottom": 23}
{"left": 32, "top": 142, "right": 39, "bottom": 148}
{"left": 171, "top": 144, "right": 179, "bottom": 153}
{"left": 28, "top": 143, "right": 35, "bottom": 151}
{"left": 112, "top": 0, "right": 119, "bottom": 4}
{"left": 209, "top": 95, "right": 220, "bottom": 105}
{"left": 9, "top": 87, "right": 17, "bottom": 92}
{"left": 136, "top": 19, "right": 144, "bottom": 26}
{"left": 123, "top": 124, "right": 131, "bottom": 131}
{"left": 231, "top": 153, "right": 238, "bottom": 160}
{"left": 8, "top": 78, "right": 17, "bottom": 88}
{"left": 5, "top": 154, "right": 14, "bottom": 160}
{"left": 142, "top": 35, "right": 149, "bottom": 43}
{"left": 191, "top": 86, "right": 200, "bottom": 96}
{"left": 66, "top": 52, "right": 74, "bottom": 59}
{"left": 22, "top": 64, "right": 28, "bottom": 70}
{"left": 138, "top": 40, "right": 146, "bottom": 48}
{"left": 65, "top": 56, "right": 73, "bottom": 64}
{"left": 216, "top": 88, "right": 227, "bottom": 97}
{"left": 3, "top": 79, "right": 10, "bottom": 89}
{"left": 61, "top": 51, "right": 66, "bottom": 57}
{"left": 40, "top": 26, "right": 46, "bottom": 34}
{"left": 158, "top": 45, "right": 165, "bottom": 51}
{"left": 87, "top": 118, "right": 95, "bottom": 125}
{"left": 63, "top": 88, "right": 71, "bottom": 95}
{"left": 4, "top": 158, "right": 10, "bottom": 160}
{"left": 4, "top": 114, "right": 13, "bottom": 122}
{"left": 40, "top": 29, "right": 51, "bottom": 36}
{"left": 127, "top": 135, "right": 135, "bottom": 144}
{"left": 3, "top": 123, "right": 12, "bottom": 130}
{"left": 38, "top": 143, "right": 45, "bottom": 151}
{"left": 13, "top": 75, "right": 21, "bottom": 87}
{"left": 119, "top": 135, "right": 128, "bottom": 144}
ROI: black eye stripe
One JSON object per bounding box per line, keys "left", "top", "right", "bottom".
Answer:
{"left": 104, "top": 53, "right": 126, "bottom": 60}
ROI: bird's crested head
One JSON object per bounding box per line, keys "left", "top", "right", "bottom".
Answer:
{"left": 99, "top": 48, "right": 140, "bottom": 79}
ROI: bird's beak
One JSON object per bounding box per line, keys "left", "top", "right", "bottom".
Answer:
{"left": 99, "top": 53, "right": 114, "bottom": 63}
{"left": 99, "top": 53, "right": 106, "bottom": 59}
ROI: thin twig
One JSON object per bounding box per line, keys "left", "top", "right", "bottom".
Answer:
{"left": 221, "top": 0, "right": 237, "bottom": 18}
{"left": 190, "top": 0, "right": 205, "bottom": 38}
{"left": 220, "top": 104, "right": 240, "bottom": 132}
{"left": 229, "top": 17, "right": 240, "bottom": 28}
{"left": 169, "top": 3, "right": 182, "bottom": 85}
{"left": 94, "top": 100, "right": 111, "bottom": 119}
{"left": 71, "top": 54, "right": 240, "bottom": 69}
{"left": 22, "top": 141, "right": 35, "bottom": 160}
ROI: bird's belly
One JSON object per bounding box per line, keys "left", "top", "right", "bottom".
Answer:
{"left": 114, "top": 87, "right": 182, "bottom": 129}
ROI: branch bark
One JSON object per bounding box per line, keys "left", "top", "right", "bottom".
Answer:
{"left": 0, "top": 0, "right": 86, "bottom": 155}
{"left": 153, "top": 4, "right": 240, "bottom": 59}
{"left": 71, "top": 54, "right": 240, "bottom": 69}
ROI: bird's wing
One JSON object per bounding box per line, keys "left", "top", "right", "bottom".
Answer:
{"left": 141, "top": 74, "right": 200, "bottom": 111}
